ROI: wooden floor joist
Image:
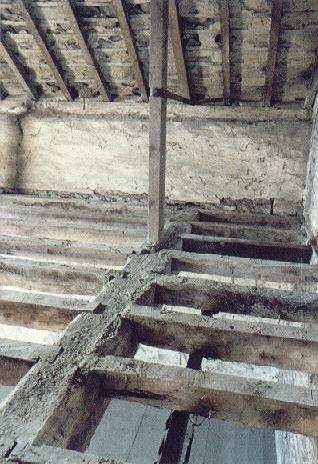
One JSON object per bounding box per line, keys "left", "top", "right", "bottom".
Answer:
{"left": 197, "top": 210, "right": 299, "bottom": 228}
{"left": 125, "top": 305, "right": 318, "bottom": 373}
{"left": 190, "top": 221, "right": 304, "bottom": 243}
{"left": 140, "top": 276, "right": 318, "bottom": 322}
{"left": 0, "top": 338, "right": 49, "bottom": 385}
{"left": 0, "top": 289, "right": 97, "bottom": 331}
{"left": 94, "top": 355, "right": 318, "bottom": 436}
{"left": 171, "top": 252, "right": 318, "bottom": 291}
{"left": 61, "top": 0, "right": 112, "bottom": 101}
{"left": 14, "top": 0, "right": 73, "bottom": 101}
{"left": 181, "top": 234, "right": 312, "bottom": 263}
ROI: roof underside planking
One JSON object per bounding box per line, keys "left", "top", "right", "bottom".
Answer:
{"left": 0, "top": 0, "right": 317, "bottom": 107}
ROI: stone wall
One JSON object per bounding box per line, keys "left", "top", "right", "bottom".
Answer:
{"left": 304, "top": 101, "right": 318, "bottom": 240}
{"left": 0, "top": 104, "right": 311, "bottom": 214}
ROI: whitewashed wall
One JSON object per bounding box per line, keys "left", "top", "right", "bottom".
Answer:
{"left": 0, "top": 106, "right": 311, "bottom": 213}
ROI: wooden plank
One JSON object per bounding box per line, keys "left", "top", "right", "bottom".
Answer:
{"left": 190, "top": 222, "right": 303, "bottom": 243}
{"left": 219, "top": 0, "right": 231, "bottom": 105}
{"left": 125, "top": 305, "right": 318, "bottom": 373}
{"left": 171, "top": 252, "right": 318, "bottom": 291}
{"left": 93, "top": 355, "right": 318, "bottom": 436}
{"left": 14, "top": 0, "right": 73, "bottom": 101}
{"left": 0, "top": 338, "right": 49, "bottom": 386}
{"left": 0, "top": 338, "right": 49, "bottom": 364}
{"left": 0, "top": 234, "right": 130, "bottom": 269}
{"left": 140, "top": 275, "right": 318, "bottom": 323}
{"left": 0, "top": 39, "right": 38, "bottom": 99}
{"left": 0, "top": 289, "right": 95, "bottom": 331}
{"left": 181, "top": 234, "right": 312, "bottom": 263}
{"left": 197, "top": 210, "right": 299, "bottom": 228}
{"left": 112, "top": 0, "right": 148, "bottom": 101}
{"left": 263, "top": 0, "right": 283, "bottom": 106}
{"left": 168, "top": 0, "right": 191, "bottom": 101}
{"left": 61, "top": 0, "right": 112, "bottom": 101}
{"left": 148, "top": 0, "right": 169, "bottom": 246}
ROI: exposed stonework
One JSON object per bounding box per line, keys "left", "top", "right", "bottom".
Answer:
{"left": 304, "top": 100, "right": 318, "bottom": 241}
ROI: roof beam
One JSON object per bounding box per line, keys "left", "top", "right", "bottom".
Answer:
{"left": 14, "top": 0, "right": 74, "bottom": 101}
{"left": 112, "top": 0, "right": 148, "bottom": 101}
{"left": 0, "top": 38, "right": 38, "bottom": 99}
{"left": 219, "top": 0, "right": 231, "bottom": 105}
{"left": 61, "top": 0, "right": 112, "bottom": 101}
{"left": 263, "top": 0, "right": 283, "bottom": 106}
{"left": 168, "top": 0, "right": 191, "bottom": 101}
{"left": 148, "top": 0, "right": 169, "bottom": 246}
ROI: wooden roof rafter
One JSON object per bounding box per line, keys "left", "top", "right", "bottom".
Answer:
{"left": 61, "top": 0, "right": 113, "bottom": 101}
{"left": 168, "top": 0, "right": 191, "bottom": 102}
{"left": 0, "top": 37, "right": 38, "bottom": 100}
{"left": 14, "top": 0, "right": 74, "bottom": 101}
{"left": 219, "top": 0, "right": 231, "bottom": 105}
{"left": 263, "top": 0, "right": 283, "bottom": 107}
{"left": 112, "top": 0, "right": 149, "bottom": 101}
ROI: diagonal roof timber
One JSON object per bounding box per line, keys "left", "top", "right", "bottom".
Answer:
{"left": 14, "top": 0, "right": 74, "bottom": 101}
{"left": 263, "top": 0, "right": 283, "bottom": 107}
{"left": 0, "top": 37, "right": 38, "bottom": 100}
{"left": 112, "top": 0, "right": 149, "bottom": 101}
{"left": 61, "top": 0, "right": 113, "bottom": 101}
{"left": 168, "top": 0, "right": 191, "bottom": 101}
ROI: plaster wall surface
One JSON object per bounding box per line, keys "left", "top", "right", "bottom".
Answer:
{"left": 0, "top": 109, "right": 310, "bottom": 211}
{"left": 0, "top": 114, "right": 19, "bottom": 189}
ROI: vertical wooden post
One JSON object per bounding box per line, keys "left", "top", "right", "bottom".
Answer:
{"left": 148, "top": 0, "right": 169, "bottom": 246}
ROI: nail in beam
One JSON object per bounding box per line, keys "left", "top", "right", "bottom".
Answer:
{"left": 148, "top": 0, "right": 169, "bottom": 246}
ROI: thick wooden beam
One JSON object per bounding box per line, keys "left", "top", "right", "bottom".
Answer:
{"left": 148, "top": 0, "right": 169, "bottom": 245}
{"left": 190, "top": 221, "right": 302, "bottom": 243}
{"left": 263, "top": 0, "right": 283, "bottom": 106}
{"left": 0, "top": 289, "right": 93, "bottom": 331}
{"left": 14, "top": 0, "right": 73, "bottom": 101}
{"left": 197, "top": 209, "right": 299, "bottom": 228}
{"left": 0, "top": 39, "right": 38, "bottom": 99}
{"left": 171, "top": 251, "right": 318, "bottom": 291}
{"left": 168, "top": 0, "right": 191, "bottom": 101}
{"left": 94, "top": 355, "right": 318, "bottom": 436}
{"left": 112, "top": 0, "right": 148, "bottom": 101}
{"left": 181, "top": 234, "right": 312, "bottom": 263}
{"left": 140, "top": 275, "right": 318, "bottom": 323}
{"left": 125, "top": 305, "right": 318, "bottom": 373}
{"left": 61, "top": 0, "right": 112, "bottom": 101}
{"left": 219, "top": 0, "right": 231, "bottom": 105}
{"left": 0, "top": 338, "right": 49, "bottom": 385}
